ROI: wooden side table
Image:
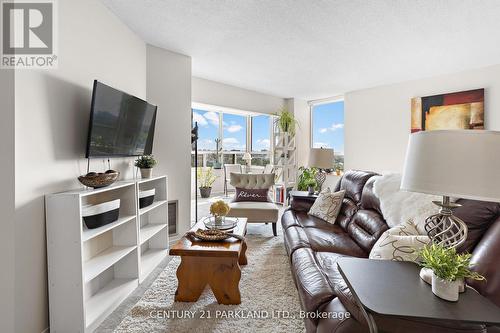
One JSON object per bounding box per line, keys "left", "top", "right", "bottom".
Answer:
{"left": 337, "top": 257, "right": 500, "bottom": 333}
{"left": 170, "top": 218, "right": 248, "bottom": 305}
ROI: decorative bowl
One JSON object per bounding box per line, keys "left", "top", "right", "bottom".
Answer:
{"left": 78, "top": 171, "right": 120, "bottom": 188}
{"left": 202, "top": 216, "right": 238, "bottom": 230}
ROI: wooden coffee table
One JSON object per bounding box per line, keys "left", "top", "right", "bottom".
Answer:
{"left": 169, "top": 217, "right": 248, "bottom": 305}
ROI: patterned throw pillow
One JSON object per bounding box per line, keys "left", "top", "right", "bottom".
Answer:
{"left": 308, "top": 188, "right": 345, "bottom": 224}
{"left": 369, "top": 219, "right": 430, "bottom": 262}
{"left": 233, "top": 187, "right": 270, "bottom": 202}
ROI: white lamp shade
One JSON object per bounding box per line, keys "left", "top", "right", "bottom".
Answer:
{"left": 242, "top": 152, "right": 252, "bottom": 161}
{"left": 401, "top": 130, "right": 500, "bottom": 202}
{"left": 309, "top": 148, "right": 334, "bottom": 169}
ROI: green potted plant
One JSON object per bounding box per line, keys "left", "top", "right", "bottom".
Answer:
{"left": 304, "top": 178, "right": 317, "bottom": 195}
{"left": 297, "top": 167, "right": 318, "bottom": 192}
{"left": 197, "top": 167, "right": 217, "bottom": 198}
{"left": 418, "top": 244, "right": 485, "bottom": 301}
{"left": 135, "top": 155, "right": 157, "bottom": 179}
{"left": 213, "top": 138, "right": 222, "bottom": 169}
{"left": 275, "top": 107, "right": 299, "bottom": 135}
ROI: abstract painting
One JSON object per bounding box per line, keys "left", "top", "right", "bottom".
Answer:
{"left": 411, "top": 89, "right": 484, "bottom": 133}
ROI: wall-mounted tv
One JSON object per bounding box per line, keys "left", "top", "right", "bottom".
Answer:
{"left": 86, "top": 80, "right": 157, "bottom": 158}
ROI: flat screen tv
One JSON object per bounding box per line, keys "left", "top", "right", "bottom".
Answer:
{"left": 86, "top": 80, "right": 157, "bottom": 158}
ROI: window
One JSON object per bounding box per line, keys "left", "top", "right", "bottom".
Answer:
{"left": 251, "top": 115, "right": 271, "bottom": 166}
{"left": 222, "top": 113, "right": 247, "bottom": 152}
{"left": 191, "top": 107, "right": 275, "bottom": 168}
{"left": 311, "top": 101, "right": 344, "bottom": 170}
{"left": 192, "top": 109, "right": 220, "bottom": 151}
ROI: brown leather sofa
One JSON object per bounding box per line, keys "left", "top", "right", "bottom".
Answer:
{"left": 282, "top": 170, "right": 500, "bottom": 333}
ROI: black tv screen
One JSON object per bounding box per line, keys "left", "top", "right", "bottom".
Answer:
{"left": 86, "top": 81, "right": 157, "bottom": 158}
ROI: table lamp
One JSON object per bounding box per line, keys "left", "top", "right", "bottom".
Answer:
{"left": 401, "top": 130, "right": 500, "bottom": 248}
{"left": 242, "top": 152, "right": 252, "bottom": 173}
{"left": 309, "top": 148, "right": 334, "bottom": 191}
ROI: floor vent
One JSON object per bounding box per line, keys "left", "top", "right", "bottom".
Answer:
{"left": 168, "top": 200, "right": 178, "bottom": 236}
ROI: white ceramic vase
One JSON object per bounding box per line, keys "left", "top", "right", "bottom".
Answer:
{"left": 420, "top": 268, "right": 465, "bottom": 293}
{"left": 431, "top": 273, "right": 460, "bottom": 301}
{"left": 140, "top": 168, "right": 153, "bottom": 179}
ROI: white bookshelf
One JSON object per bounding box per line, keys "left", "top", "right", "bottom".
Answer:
{"left": 272, "top": 130, "right": 297, "bottom": 205}
{"left": 46, "top": 175, "right": 169, "bottom": 332}
{"left": 136, "top": 176, "right": 169, "bottom": 282}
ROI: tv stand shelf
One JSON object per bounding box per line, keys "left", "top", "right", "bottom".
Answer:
{"left": 46, "top": 175, "right": 168, "bottom": 332}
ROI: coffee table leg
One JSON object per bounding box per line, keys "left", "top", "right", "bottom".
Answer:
{"left": 239, "top": 240, "right": 248, "bottom": 265}
{"left": 175, "top": 256, "right": 207, "bottom": 302}
{"left": 208, "top": 257, "right": 241, "bottom": 305}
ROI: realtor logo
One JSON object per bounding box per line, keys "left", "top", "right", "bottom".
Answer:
{"left": 1, "top": 0, "right": 57, "bottom": 68}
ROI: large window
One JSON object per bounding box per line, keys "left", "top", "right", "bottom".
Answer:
{"left": 192, "top": 108, "right": 274, "bottom": 167}
{"left": 311, "top": 100, "right": 344, "bottom": 170}
{"left": 222, "top": 113, "right": 247, "bottom": 152}
{"left": 251, "top": 115, "right": 271, "bottom": 166}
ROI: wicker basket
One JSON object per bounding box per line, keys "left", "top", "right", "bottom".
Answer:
{"left": 78, "top": 171, "right": 120, "bottom": 188}
{"left": 189, "top": 229, "right": 231, "bottom": 241}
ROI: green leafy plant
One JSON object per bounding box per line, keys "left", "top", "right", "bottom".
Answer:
{"left": 418, "top": 244, "right": 485, "bottom": 282}
{"left": 197, "top": 167, "right": 217, "bottom": 188}
{"left": 275, "top": 107, "right": 299, "bottom": 135}
{"left": 134, "top": 155, "right": 157, "bottom": 169}
{"left": 297, "top": 167, "right": 318, "bottom": 191}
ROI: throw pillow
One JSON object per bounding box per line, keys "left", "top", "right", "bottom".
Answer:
{"left": 308, "top": 189, "right": 345, "bottom": 224}
{"left": 369, "top": 219, "right": 430, "bottom": 262}
{"left": 233, "top": 187, "right": 270, "bottom": 202}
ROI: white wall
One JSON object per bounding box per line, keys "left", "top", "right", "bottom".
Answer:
{"left": 0, "top": 69, "right": 15, "bottom": 333}
{"left": 289, "top": 98, "right": 311, "bottom": 167}
{"left": 14, "top": 0, "right": 146, "bottom": 331}
{"left": 192, "top": 77, "right": 284, "bottom": 114}
{"left": 147, "top": 45, "right": 192, "bottom": 237}
{"left": 345, "top": 63, "right": 500, "bottom": 173}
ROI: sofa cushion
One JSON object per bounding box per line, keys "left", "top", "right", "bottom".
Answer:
{"left": 315, "top": 252, "right": 351, "bottom": 289}
{"left": 283, "top": 225, "right": 311, "bottom": 257}
{"left": 347, "top": 209, "right": 389, "bottom": 253}
{"left": 227, "top": 201, "right": 278, "bottom": 223}
{"left": 285, "top": 210, "right": 343, "bottom": 231}
{"left": 336, "top": 198, "right": 358, "bottom": 230}
{"left": 338, "top": 170, "right": 378, "bottom": 204}
{"left": 454, "top": 199, "right": 500, "bottom": 253}
{"left": 291, "top": 247, "right": 335, "bottom": 313}
{"left": 305, "top": 227, "right": 367, "bottom": 257}
{"left": 309, "top": 189, "right": 345, "bottom": 224}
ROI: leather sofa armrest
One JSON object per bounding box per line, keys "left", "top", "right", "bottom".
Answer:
{"left": 289, "top": 196, "right": 316, "bottom": 212}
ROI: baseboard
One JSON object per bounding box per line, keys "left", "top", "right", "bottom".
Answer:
{"left": 41, "top": 327, "right": 49, "bottom": 333}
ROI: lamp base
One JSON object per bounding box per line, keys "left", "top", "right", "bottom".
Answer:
{"left": 425, "top": 196, "right": 468, "bottom": 248}
{"left": 315, "top": 170, "right": 326, "bottom": 192}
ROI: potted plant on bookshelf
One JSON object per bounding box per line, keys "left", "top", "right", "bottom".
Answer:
{"left": 197, "top": 167, "right": 217, "bottom": 198}
{"left": 418, "top": 244, "right": 485, "bottom": 301}
{"left": 213, "top": 138, "right": 223, "bottom": 169}
{"left": 135, "top": 155, "right": 157, "bottom": 179}
{"left": 275, "top": 107, "right": 299, "bottom": 135}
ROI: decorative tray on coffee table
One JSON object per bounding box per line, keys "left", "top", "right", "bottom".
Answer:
{"left": 202, "top": 216, "right": 239, "bottom": 230}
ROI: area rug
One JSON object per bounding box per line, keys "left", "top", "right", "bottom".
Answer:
{"left": 113, "top": 235, "right": 305, "bottom": 333}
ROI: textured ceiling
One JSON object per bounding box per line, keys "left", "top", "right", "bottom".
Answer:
{"left": 102, "top": 0, "right": 500, "bottom": 100}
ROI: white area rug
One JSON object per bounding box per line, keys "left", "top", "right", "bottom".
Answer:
{"left": 113, "top": 235, "right": 305, "bottom": 333}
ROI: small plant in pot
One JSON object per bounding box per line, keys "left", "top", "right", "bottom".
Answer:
{"left": 275, "top": 107, "right": 299, "bottom": 135}
{"left": 135, "top": 155, "right": 157, "bottom": 179}
{"left": 197, "top": 167, "right": 217, "bottom": 198}
{"left": 418, "top": 243, "right": 485, "bottom": 302}
{"left": 297, "top": 166, "right": 318, "bottom": 193}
